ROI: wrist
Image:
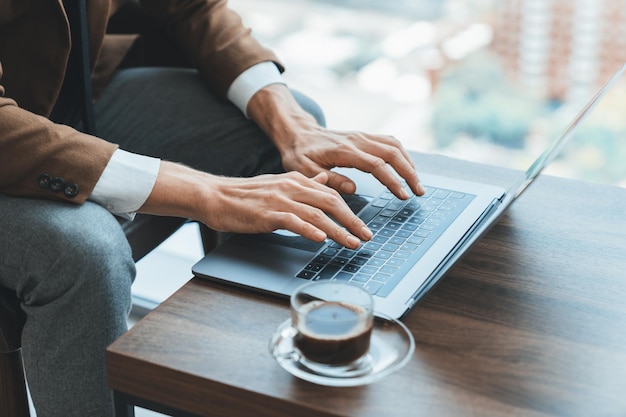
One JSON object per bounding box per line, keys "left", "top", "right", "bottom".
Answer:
{"left": 246, "top": 84, "right": 318, "bottom": 154}
{"left": 139, "top": 161, "right": 213, "bottom": 221}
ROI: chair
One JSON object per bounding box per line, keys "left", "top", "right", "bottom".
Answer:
{"left": 0, "top": 215, "right": 217, "bottom": 417}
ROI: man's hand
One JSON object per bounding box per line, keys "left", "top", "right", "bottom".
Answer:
{"left": 247, "top": 84, "right": 425, "bottom": 200}
{"left": 140, "top": 162, "right": 372, "bottom": 249}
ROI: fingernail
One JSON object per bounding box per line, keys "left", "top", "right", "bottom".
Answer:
{"left": 341, "top": 181, "right": 355, "bottom": 194}
{"left": 416, "top": 182, "right": 425, "bottom": 195}
{"left": 314, "top": 230, "right": 327, "bottom": 241}
{"left": 347, "top": 235, "right": 361, "bottom": 248}
{"left": 361, "top": 226, "right": 373, "bottom": 240}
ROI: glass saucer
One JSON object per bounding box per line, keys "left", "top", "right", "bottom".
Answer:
{"left": 268, "top": 315, "right": 414, "bottom": 387}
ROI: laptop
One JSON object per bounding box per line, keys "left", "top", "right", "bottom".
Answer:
{"left": 193, "top": 64, "right": 625, "bottom": 320}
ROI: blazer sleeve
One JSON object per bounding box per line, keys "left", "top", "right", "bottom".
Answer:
{"left": 0, "top": 65, "right": 118, "bottom": 204}
{"left": 139, "top": 0, "right": 284, "bottom": 99}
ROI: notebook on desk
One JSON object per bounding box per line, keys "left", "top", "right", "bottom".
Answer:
{"left": 192, "top": 64, "right": 625, "bottom": 320}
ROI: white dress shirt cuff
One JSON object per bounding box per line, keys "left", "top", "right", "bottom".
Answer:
{"left": 227, "top": 62, "right": 286, "bottom": 118}
{"left": 89, "top": 149, "right": 160, "bottom": 220}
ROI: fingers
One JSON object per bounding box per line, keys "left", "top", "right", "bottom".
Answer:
{"left": 292, "top": 174, "right": 372, "bottom": 247}
{"left": 330, "top": 132, "right": 424, "bottom": 199}
{"left": 358, "top": 133, "right": 425, "bottom": 197}
{"left": 293, "top": 130, "right": 424, "bottom": 199}
{"left": 199, "top": 170, "right": 372, "bottom": 249}
{"left": 276, "top": 205, "right": 366, "bottom": 249}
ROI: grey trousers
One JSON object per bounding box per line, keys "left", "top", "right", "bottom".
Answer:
{"left": 0, "top": 67, "right": 324, "bottom": 417}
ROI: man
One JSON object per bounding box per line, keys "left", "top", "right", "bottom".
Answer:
{"left": 0, "top": 0, "right": 423, "bottom": 415}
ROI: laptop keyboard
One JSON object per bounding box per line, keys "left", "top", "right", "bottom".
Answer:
{"left": 296, "top": 185, "right": 475, "bottom": 297}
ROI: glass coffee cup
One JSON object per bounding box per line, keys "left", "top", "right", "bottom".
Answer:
{"left": 290, "top": 281, "right": 374, "bottom": 376}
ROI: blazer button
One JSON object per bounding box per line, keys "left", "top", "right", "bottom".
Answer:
{"left": 64, "top": 183, "right": 79, "bottom": 198}
{"left": 49, "top": 177, "right": 65, "bottom": 192}
{"left": 38, "top": 174, "right": 53, "bottom": 188}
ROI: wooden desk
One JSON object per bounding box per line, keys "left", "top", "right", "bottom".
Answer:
{"left": 106, "top": 153, "right": 626, "bottom": 417}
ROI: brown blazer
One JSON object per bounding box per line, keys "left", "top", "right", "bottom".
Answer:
{"left": 0, "top": 0, "right": 282, "bottom": 204}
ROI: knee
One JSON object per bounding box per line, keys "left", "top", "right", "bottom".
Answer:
{"left": 18, "top": 203, "right": 135, "bottom": 308}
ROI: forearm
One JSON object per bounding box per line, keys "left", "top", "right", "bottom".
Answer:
{"left": 138, "top": 161, "right": 208, "bottom": 221}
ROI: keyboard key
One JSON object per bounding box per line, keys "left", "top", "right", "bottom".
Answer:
{"left": 296, "top": 270, "right": 316, "bottom": 279}
{"left": 380, "top": 265, "right": 398, "bottom": 274}
{"left": 382, "top": 243, "right": 400, "bottom": 252}
{"left": 409, "top": 216, "right": 427, "bottom": 224}
{"left": 368, "top": 221, "right": 385, "bottom": 230}
{"left": 401, "top": 243, "right": 419, "bottom": 252}
{"left": 338, "top": 249, "right": 357, "bottom": 258}
{"left": 349, "top": 257, "right": 368, "bottom": 266}
{"left": 313, "top": 255, "right": 332, "bottom": 264}
{"left": 433, "top": 190, "right": 450, "bottom": 199}
{"left": 357, "top": 249, "right": 375, "bottom": 258}
{"left": 386, "top": 258, "right": 405, "bottom": 267}
{"left": 374, "top": 251, "right": 392, "bottom": 260}
{"left": 405, "top": 200, "right": 421, "bottom": 210}
{"left": 305, "top": 262, "right": 324, "bottom": 272}
{"left": 360, "top": 266, "right": 379, "bottom": 275}
{"left": 334, "top": 272, "right": 352, "bottom": 281}
{"left": 367, "top": 258, "right": 386, "bottom": 267}
{"left": 394, "top": 250, "right": 412, "bottom": 259}
{"left": 364, "top": 281, "right": 383, "bottom": 295}
{"left": 371, "top": 235, "right": 388, "bottom": 243}
{"left": 322, "top": 247, "right": 339, "bottom": 256}
{"left": 381, "top": 209, "right": 397, "bottom": 217}
{"left": 352, "top": 273, "right": 370, "bottom": 283}
{"left": 364, "top": 242, "right": 382, "bottom": 251}
{"left": 395, "top": 230, "right": 412, "bottom": 238}
{"left": 318, "top": 264, "right": 341, "bottom": 280}
{"left": 372, "top": 273, "right": 392, "bottom": 282}
{"left": 330, "top": 257, "right": 349, "bottom": 266}
{"left": 425, "top": 218, "right": 443, "bottom": 226}
{"left": 386, "top": 222, "right": 402, "bottom": 230}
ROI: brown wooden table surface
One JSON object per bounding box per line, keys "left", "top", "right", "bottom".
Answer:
{"left": 106, "top": 153, "right": 626, "bottom": 417}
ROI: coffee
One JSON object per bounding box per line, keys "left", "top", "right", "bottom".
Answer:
{"left": 293, "top": 300, "right": 373, "bottom": 365}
